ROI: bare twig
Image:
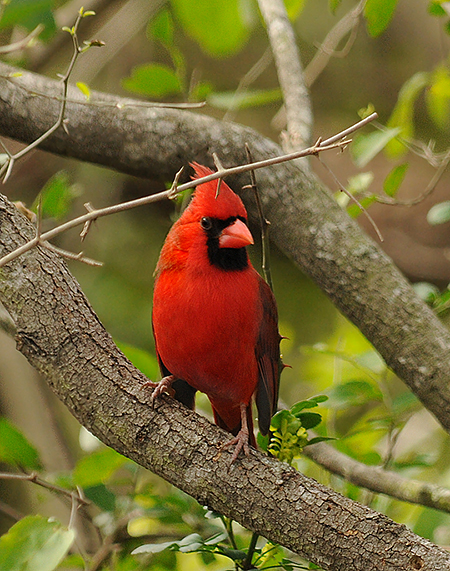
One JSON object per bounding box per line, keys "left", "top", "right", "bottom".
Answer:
{"left": 0, "top": 9, "right": 103, "bottom": 184}
{"left": 304, "top": 440, "right": 450, "bottom": 514}
{"left": 317, "top": 155, "right": 384, "bottom": 242}
{"left": 0, "top": 471, "right": 90, "bottom": 506}
{"left": 304, "top": 0, "right": 366, "bottom": 87}
{"left": 0, "top": 113, "right": 377, "bottom": 269}
{"left": 0, "top": 24, "right": 44, "bottom": 54}
{"left": 244, "top": 143, "right": 273, "bottom": 289}
{"left": 376, "top": 149, "right": 450, "bottom": 207}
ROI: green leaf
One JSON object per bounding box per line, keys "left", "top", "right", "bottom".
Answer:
{"left": 428, "top": 1, "right": 447, "bottom": 17}
{"left": 171, "top": 0, "right": 251, "bottom": 57}
{"left": 427, "top": 200, "right": 450, "bottom": 225}
{"left": 383, "top": 163, "right": 409, "bottom": 197}
{"left": 32, "top": 171, "right": 80, "bottom": 220}
{"left": 208, "top": 88, "right": 282, "bottom": 110}
{"left": 0, "top": 0, "right": 56, "bottom": 40}
{"left": 364, "top": 0, "right": 399, "bottom": 37}
{"left": 284, "top": 0, "right": 305, "bottom": 20}
{"left": 328, "top": 380, "right": 383, "bottom": 409}
{"left": 73, "top": 447, "right": 128, "bottom": 488}
{"left": 0, "top": 418, "right": 41, "bottom": 470}
{"left": 329, "top": 0, "right": 343, "bottom": 13}
{"left": 295, "top": 412, "right": 322, "bottom": 430}
{"left": 83, "top": 484, "right": 116, "bottom": 511}
{"left": 148, "top": 8, "right": 174, "bottom": 46}
{"left": 0, "top": 515, "right": 75, "bottom": 571}
{"left": 385, "top": 72, "right": 429, "bottom": 157}
{"left": 347, "top": 195, "right": 377, "bottom": 218}
{"left": 122, "top": 63, "right": 182, "bottom": 98}
{"left": 116, "top": 341, "right": 159, "bottom": 380}
{"left": 426, "top": 66, "right": 450, "bottom": 128}
{"left": 351, "top": 128, "right": 400, "bottom": 167}
{"left": 76, "top": 81, "right": 90, "bottom": 101}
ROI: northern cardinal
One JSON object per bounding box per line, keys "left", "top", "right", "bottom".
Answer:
{"left": 151, "top": 163, "right": 281, "bottom": 462}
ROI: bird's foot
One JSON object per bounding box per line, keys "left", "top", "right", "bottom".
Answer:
{"left": 143, "top": 375, "right": 176, "bottom": 406}
{"left": 218, "top": 403, "right": 251, "bottom": 464}
{"left": 220, "top": 427, "right": 250, "bottom": 464}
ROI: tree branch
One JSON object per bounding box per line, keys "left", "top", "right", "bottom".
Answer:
{"left": 304, "top": 441, "right": 450, "bottom": 514}
{"left": 0, "top": 192, "right": 448, "bottom": 570}
{"left": 257, "top": 0, "right": 312, "bottom": 150}
{"left": 0, "top": 62, "right": 449, "bottom": 439}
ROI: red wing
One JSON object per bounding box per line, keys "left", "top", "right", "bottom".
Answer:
{"left": 255, "top": 278, "right": 281, "bottom": 435}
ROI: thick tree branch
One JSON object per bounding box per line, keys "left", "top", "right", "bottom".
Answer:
{"left": 0, "top": 194, "right": 448, "bottom": 570}
{"left": 258, "top": 0, "right": 312, "bottom": 150}
{"left": 0, "top": 63, "right": 449, "bottom": 439}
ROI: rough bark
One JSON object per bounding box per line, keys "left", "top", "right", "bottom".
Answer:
{"left": 0, "top": 63, "right": 450, "bottom": 437}
{"left": 0, "top": 193, "right": 449, "bottom": 570}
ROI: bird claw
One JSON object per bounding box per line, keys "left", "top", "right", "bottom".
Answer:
{"left": 144, "top": 375, "right": 176, "bottom": 407}
{"left": 219, "top": 427, "right": 250, "bottom": 464}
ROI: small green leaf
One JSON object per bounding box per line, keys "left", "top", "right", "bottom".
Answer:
{"left": 426, "top": 66, "right": 450, "bottom": 128}
{"left": 386, "top": 71, "right": 430, "bottom": 157}
{"left": 83, "top": 484, "right": 116, "bottom": 511}
{"left": 82, "top": 10, "right": 96, "bottom": 17}
{"left": 383, "top": 163, "right": 409, "bottom": 197}
{"left": 347, "top": 195, "right": 377, "bottom": 218}
{"left": 427, "top": 200, "right": 450, "bottom": 225}
{"left": 73, "top": 447, "right": 128, "bottom": 488}
{"left": 122, "top": 63, "right": 182, "bottom": 98}
{"left": 76, "top": 81, "right": 91, "bottom": 101}
{"left": 428, "top": 1, "right": 447, "bottom": 17}
{"left": 351, "top": 129, "right": 400, "bottom": 167}
{"left": 0, "top": 515, "right": 75, "bottom": 571}
{"left": 284, "top": 0, "right": 305, "bottom": 20}
{"left": 208, "top": 88, "right": 282, "bottom": 110}
{"left": 32, "top": 171, "right": 80, "bottom": 220}
{"left": 364, "top": 0, "right": 399, "bottom": 37}
{"left": 295, "top": 412, "right": 322, "bottom": 430}
{"left": 328, "top": 380, "right": 383, "bottom": 409}
{"left": 329, "top": 0, "right": 343, "bottom": 13}
{"left": 171, "top": 0, "right": 251, "bottom": 58}
{"left": 0, "top": 418, "right": 41, "bottom": 470}
{"left": 148, "top": 8, "right": 174, "bottom": 46}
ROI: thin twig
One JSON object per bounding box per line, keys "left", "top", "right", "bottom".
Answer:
{"left": 0, "top": 471, "right": 90, "bottom": 506}
{"left": 304, "top": 440, "right": 450, "bottom": 514}
{"left": 304, "top": 0, "right": 366, "bottom": 87}
{"left": 0, "top": 113, "right": 378, "bottom": 269}
{"left": 317, "top": 155, "right": 384, "bottom": 242}
{"left": 244, "top": 143, "right": 273, "bottom": 290}
{"left": 376, "top": 149, "right": 450, "bottom": 207}
{"left": 0, "top": 10, "right": 102, "bottom": 184}
{"left": 0, "top": 24, "right": 44, "bottom": 54}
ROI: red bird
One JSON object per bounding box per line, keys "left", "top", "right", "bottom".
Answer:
{"left": 151, "top": 163, "right": 281, "bottom": 461}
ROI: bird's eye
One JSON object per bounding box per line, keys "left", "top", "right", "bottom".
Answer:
{"left": 200, "top": 217, "right": 212, "bottom": 230}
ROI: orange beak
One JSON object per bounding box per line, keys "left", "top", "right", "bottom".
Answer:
{"left": 219, "top": 219, "right": 254, "bottom": 249}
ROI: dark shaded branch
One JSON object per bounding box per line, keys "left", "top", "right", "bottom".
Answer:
{"left": 0, "top": 63, "right": 450, "bottom": 440}
{"left": 0, "top": 194, "right": 448, "bottom": 570}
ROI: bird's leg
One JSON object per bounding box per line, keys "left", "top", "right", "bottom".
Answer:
{"left": 143, "top": 375, "right": 176, "bottom": 406}
{"left": 221, "top": 403, "right": 251, "bottom": 463}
